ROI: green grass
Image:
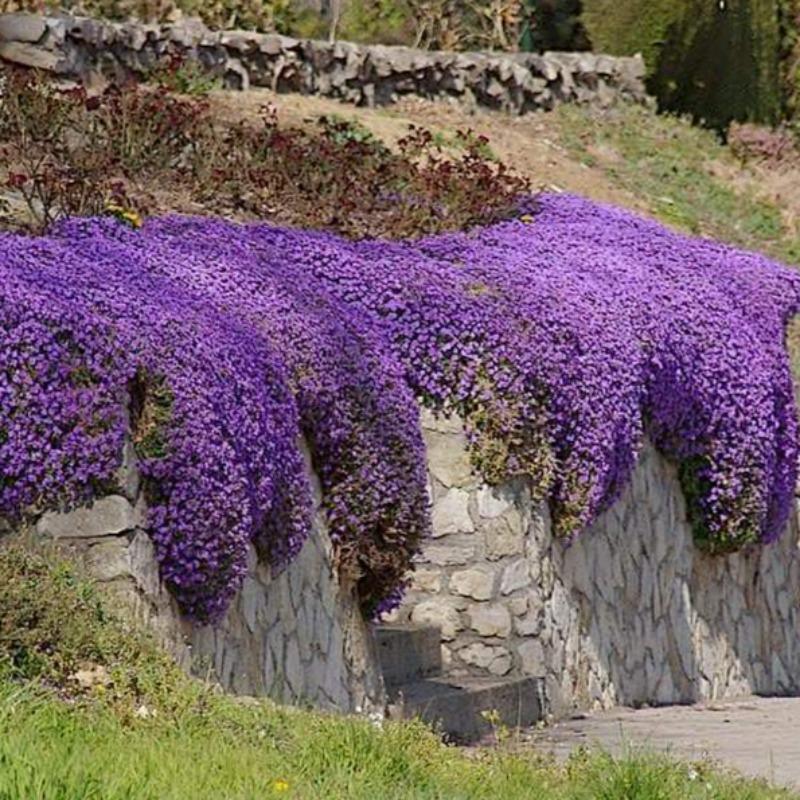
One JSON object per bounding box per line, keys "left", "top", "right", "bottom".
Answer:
{"left": 1, "top": 681, "right": 796, "bottom": 800}
{"left": 0, "top": 544, "right": 796, "bottom": 799}
{"left": 552, "top": 103, "right": 800, "bottom": 266}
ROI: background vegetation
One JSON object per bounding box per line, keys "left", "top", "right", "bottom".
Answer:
{"left": 2, "top": 0, "right": 798, "bottom": 131}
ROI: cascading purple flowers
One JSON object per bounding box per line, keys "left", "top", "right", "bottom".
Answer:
{"left": 1, "top": 192, "right": 798, "bottom": 620}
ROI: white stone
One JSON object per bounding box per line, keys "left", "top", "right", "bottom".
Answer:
{"left": 410, "top": 569, "right": 442, "bottom": 593}
{"left": 425, "top": 431, "right": 475, "bottom": 488}
{"left": 458, "top": 643, "right": 512, "bottom": 675}
{"left": 508, "top": 597, "right": 528, "bottom": 616}
{"left": 476, "top": 486, "right": 514, "bottom": 518}
{"left": 431, "top": 488, "right": 474, "bottom": 536}
{"left": 484, "top": 517, "right": 525, "bottom": 561}
{"left": 517, "top": 640, "right": 545, "bottom": 674}
{"left": 422, "top": 543, "right": 475, "bottom": 566}
{"left": 450, "top": 567, "right": 495, "bottom": 600}
{"left": 468, "top": 604, "right": 511, "bottom": 637}
{"left": 410, "top": 600, "right": 462, "bottom": 641}
{"left": 500, "top": 559, "right": 530, "bottom": 595}
{"left": 37, "top": 495, "right": 139, "bottom": 539}
{"left": 86, "top": 540, "right": 130, "bottom": 582}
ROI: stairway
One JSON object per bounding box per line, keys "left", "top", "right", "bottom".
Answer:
{"left": 375, "top": 624, "right": 545, "bottom": 743}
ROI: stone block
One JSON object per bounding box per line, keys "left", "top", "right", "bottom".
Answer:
{"left": 451, "top": 567, "right": 495, "bottom": 600}
{"left": 410, "top": 599, "right": 462, "bottom": 641}
{"left": 458, "top": 642, "right": 512, "bottom": 675}
{"left": 517, "top": 639, "right": 545, "bottom": 674}
{"left": 484, "top": 517, "right": 524, "bottom": 561}
{"left": 0, "top": 13, "right": 46, "bottom": 43}
{"left": 38, "top": 495, "right": 139, "bottom": 540}
{"left": 476, "top": 485, "right": 514, "bottom": 518}
{"left": 86, "top": 540, "right": 130, "bottom": 582}
{"left": 468, "top": 604, "right": 511, "bottom": 637}
{"left": 0, "top": 41, "right": 63, "bottom": 71}
{"left": 500, "top": 559, "right": 530, "bottom": 595}
{"left": 431, "top": 488, "right": 474, "bottom": 536}
{"left": 422, "top": 543, "right": 475, "bottom": 566}
{"left": 410, "top": 568, "right": 442, "bottom": 593}
{"left": 425, "top": 430, "right": 475, "bottom": 489}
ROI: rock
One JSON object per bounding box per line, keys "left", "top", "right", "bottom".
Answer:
{"left": 0, "top": 41, "right": 63, "bottom": 71}
{"left": 468, "top": 604, "right": 511, "bottom": 637}
{"left": 37, "top": 495, "right": 139, "bottom": 540}
{"left": 410, "top": 599, "right": 462, "bottom": 640}
{"left": 87, "top": 540, "right": 130, "bottom": 582}
{"left": 422, "top": 543, "right": 475, "bottom": 566}
{"left": 458, "top": 643, "right": 512, "bottom": 675}
{"left": 0, "top": 13, "right": 46, "bottom": 43}
{"left": 517, "top": 640, "right": 545, "bottom": 674}
{"left": 484, "top": 517, "right": 524, "bottom": 560}
{"left": 476, "top": 486, "right": 514, "bottom": 518}
{"left": 431, "top": 488, "right": 474, "bottom": 536}
{"left": 500, "top": 559, "right": 530, "bottom": 595}
{"left": 128, "top": 530, "right": 161, "bottom": 598}
{"left": 410, "top": 569, "right": 442, "bottom": 593}
{"left": 425, "top": 430, "right": 474, "bottom": 489}
{"left": 450, "top": 567, "right": 495, "bottom": 601}
{"left": 71, "top": 664, "right": 110, "bottom": 690}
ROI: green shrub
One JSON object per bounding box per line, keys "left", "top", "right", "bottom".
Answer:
{"left": 0, "top": 543, "right": 189, "bottom": 719}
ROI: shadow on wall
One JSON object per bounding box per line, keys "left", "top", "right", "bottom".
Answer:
{"left": 551, "top": 441, "right": 800, "bottom": 712}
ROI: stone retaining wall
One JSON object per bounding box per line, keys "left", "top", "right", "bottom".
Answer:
{"left": 5, "top": 404, "right": 799, "bottom": 717}
{"left": 387, "top": 410, "right": 800, "bottom": 715}
{"left": 27, "top": 439, "right": 385, "bottom": 714}
{"left": 0, "top": 12, "right": 647, "bottom": 113}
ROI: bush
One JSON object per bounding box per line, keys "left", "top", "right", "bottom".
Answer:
{"left": 728, "top": 120, "right": 800, "bottom": 164}
{"left": 0, "top": 544, "right": 187, "bottom": 716}
{"left": 0, "top": 67, "right": 530, "bottom": 237}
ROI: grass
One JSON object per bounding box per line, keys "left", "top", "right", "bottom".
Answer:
{"left": 552, "top": 103, "right": 800, "bottom": 265}
{"left": 1, "top": 680, "right": 797, "bottom": 800}
{"left": 0, "top": 543, "right": 796, "bottom": 800}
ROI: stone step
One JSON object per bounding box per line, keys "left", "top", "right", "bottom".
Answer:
{"left": 374, "top": 624, "right": 442, "bottom": 687}
{"left": 387, "top": 675, "right": 545, "bottom": 744}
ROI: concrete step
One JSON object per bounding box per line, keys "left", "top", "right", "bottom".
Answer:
{"left": 374, "top": 624, "right": 442, "bottom": 687}
{"left": 387, "top": 675, "right": 545, "bottom": 744}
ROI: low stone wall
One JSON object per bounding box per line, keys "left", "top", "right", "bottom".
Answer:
{"left": 28, "top": 440, "right": 385, "bottom": 714}
{"left": 0, "top": 12, "right": 647, "bottom": 114}
{"left": 388, "top": 410, "right": 800, "bottom": 714}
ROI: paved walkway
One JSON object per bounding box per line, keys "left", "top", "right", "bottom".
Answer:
{"left": 527, "top": 697, "right": 800, "bottom": 789}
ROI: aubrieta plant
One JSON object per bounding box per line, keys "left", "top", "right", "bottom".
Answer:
{"left": 1, "top": 193, "right": 799, "bottom": 621}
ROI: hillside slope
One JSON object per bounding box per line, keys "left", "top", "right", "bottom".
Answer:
{"left": 209, "top": 90, "right": 800, "bottom": 266}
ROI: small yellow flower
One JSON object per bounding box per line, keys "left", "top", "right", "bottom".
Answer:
{"left": 272, "top": 778, "right": 290, "bottom": 793}
{"left": 519, "top": 214, "right": 535, "bottom": 224}
{"left": 105, "top": 203, "right": 143, "bottom": 230}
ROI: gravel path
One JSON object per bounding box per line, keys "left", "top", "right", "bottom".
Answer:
{"left": 528, "top": 697, "right": 800, "bottom": 789}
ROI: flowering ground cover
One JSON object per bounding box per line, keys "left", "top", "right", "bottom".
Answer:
{"left": 1, "top": 193, "right": 799, "bottom": 620}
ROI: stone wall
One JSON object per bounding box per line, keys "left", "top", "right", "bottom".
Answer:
{"left": 6, "top": 403, "right": 800, "bottom": 717}
{"left": 29, "top": 439, "right": 385, "bottom": 714}
{"left": 0, "top": 12, "right": 647, "bottom": 114}
{"left": 388, "top": 410, "right": 800, "bottom": 714}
